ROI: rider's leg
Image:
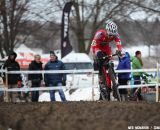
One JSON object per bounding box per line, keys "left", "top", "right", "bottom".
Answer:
{"left": 103, "top": 45, "right": 113, "bottom": 89}
{"left": 97, "top": 44, "right": 112, "bottom": 81}
{"left": 102, "top": 67, "right": 111, "bottom": 89}
{"left": 106, "top": 74, "right": 111, "bottom": 89}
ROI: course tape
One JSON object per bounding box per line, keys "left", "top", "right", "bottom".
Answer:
{"left": 0, "top": 68, "right": 158, "bottom": 92}
{"left": 0, "top": 68, "right": 157, "bottom": 74}
{"left": 0, "top": 85, "right": 99, "bottom": 92}
{"left": 118, "top": 84, "right": 157, "bottom": 89}
{"left": 0, "top": 83, "right": 158, "bottom": 92}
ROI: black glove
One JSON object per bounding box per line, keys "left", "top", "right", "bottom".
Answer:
{"left": 96, "top": 51, "right": 105, "bottom": 59}
{"left": 62, "top": 80, "right": 66, "bottom": 86}
{"left": 116, "top": 50, "right": 122, "bottom": 57}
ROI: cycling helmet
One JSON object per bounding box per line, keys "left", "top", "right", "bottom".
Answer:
{"left": 105, "top": 20, "right": 118, "bottom": 35}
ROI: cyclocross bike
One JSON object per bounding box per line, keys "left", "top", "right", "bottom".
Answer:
{"left": 97, "top": 54, "right": 121, "bottom": 101}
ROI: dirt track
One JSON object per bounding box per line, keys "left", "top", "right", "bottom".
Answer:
{"left": 0, "top": 102, "right": 160, "bottom": 130}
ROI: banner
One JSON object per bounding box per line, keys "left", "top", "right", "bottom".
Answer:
{"left": 61, "top": 2, "right": 73, "bottom": 58}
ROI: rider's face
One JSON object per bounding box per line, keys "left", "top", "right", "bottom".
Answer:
{"left": 107, "top": 30, "right": 114, "bottom": 39}
{"left": 109, "top": 34, "right": 114, "bottom": 39}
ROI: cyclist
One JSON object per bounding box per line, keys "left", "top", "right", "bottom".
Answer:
{"left": 91, "top": 20, "right": 123, "bottom": 97}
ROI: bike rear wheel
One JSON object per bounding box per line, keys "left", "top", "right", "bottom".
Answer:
{"left": 99, "top": 83, "right": 110, "bottom": 101}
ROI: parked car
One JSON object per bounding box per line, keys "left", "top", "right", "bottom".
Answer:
{"left": 62, "top": 53, "right": 98, "bottom": 88}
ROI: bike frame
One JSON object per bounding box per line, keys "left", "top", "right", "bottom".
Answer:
{"left": 98, "top": 54, "right": 121, "bottom": 101}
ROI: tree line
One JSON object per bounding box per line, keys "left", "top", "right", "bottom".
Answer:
{"left": 0, "top": 0, "right": 160, "bottom": 58}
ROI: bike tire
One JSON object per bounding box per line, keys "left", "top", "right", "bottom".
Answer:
{"left": 108, "top": 67, "right": 121, "bottom": 101}
{"left": 100, "top": 84, "right": 110, "bottom": 101}
{"left": 99, "top": 75, "right": 111, "bottom": 101}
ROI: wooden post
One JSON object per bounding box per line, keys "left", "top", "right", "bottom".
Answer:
{"left": 5, "top": 68, "right": 10, "bottom": 102}
{"left": 156, "top": 63, "right": 159, "bottom": 102}
{"left": 91, "top": 70, "right": 95, "bottom": 101}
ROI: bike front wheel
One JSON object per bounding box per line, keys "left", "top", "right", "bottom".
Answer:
{"left": 108, "top": 67, "right": 121, "bottom": 101}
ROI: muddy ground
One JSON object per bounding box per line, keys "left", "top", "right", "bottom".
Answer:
{"left": 0, "top": 102, "right": 160, "bottom": 130}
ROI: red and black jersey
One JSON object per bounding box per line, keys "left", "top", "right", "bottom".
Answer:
{"left": 91, "top": 29, "right": 122, "bottom": 56}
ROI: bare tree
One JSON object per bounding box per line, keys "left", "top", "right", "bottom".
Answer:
{"left": 134, "top": 19, "right": 160, "bottom": 57}
{"left": 0, "top": 0, "right": 28, "bottom": 58}
{"left": 56, "top": 0, "right": 126, "bottom": 53}
{"left": 1, "top": 0, "right": 159, "bottom": 57}
{"left": 55, "top": 0, "right": 160, "bottom": 54}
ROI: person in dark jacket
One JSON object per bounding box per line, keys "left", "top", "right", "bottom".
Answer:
{"left": 117, "top": 52, "right": 131, "bottom": 101}
{"left": 28, "top": 54, "right": 43, "bottom": 102}
{"left": 44, "top": 51, "right": 66, "bottom": 101}
{"left": 3, "top": 51, "right": 22, "bottom": 102}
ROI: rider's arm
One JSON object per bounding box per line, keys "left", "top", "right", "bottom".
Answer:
{"left": 91, "top": 40, "right": 101, "bottom": 56}
{"left": 114, "top": 37, "right": 122, "bottom": 51}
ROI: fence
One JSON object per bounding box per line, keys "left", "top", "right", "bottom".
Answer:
{"left": 0, "top": 63, "right": 160, "bottom": 102}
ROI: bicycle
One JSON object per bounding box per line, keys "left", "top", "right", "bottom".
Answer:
{"left": 95, "top": 54, "right": 121, "bottom": 101}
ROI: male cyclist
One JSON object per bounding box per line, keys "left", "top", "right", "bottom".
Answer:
{"left": 91, "top": 20, "right": 123, "bottom": 97}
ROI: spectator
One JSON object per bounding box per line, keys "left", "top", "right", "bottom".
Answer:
{"left": 44, "top": 51, "right": 66, "bottom": 102}
{"left": 28, "top": 54, "right": 43, "bottom": 102}
{"left": 131, "top": 51, "right": 143, "bottom": 100}
{"left": 117, "top": 52, "right": 131, "bottom": 101}
{"left": 3, "top": 51, "right": 22, "bottom": 102}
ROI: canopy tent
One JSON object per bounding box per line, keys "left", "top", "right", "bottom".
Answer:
{"left": 16, "top": 53, "right": 50, "bottom": 69}
{"left": 1, "top": 44, "right": 62, "bottom": 69}
{"left": 0, "top": 45, "right": 49, "bottom": 69}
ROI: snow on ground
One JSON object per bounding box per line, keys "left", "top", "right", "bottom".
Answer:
{"left": 62, "top": 52, "right": 92, "bottom": 63}
{"left": 15, "top": 44, "right": 35, "bottom": 53}
{"left": 124, "top": 45, "right": 149, "bottom": 57}
{"left": 14, "top": 44, "right": 43, "bottom": 54}
{"left": 38, "top": 87, "right": 100, "bottom": 102}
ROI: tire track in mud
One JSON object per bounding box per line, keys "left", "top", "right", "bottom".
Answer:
{"left": 0, "top": 102, "right": 160, "bottom": 130}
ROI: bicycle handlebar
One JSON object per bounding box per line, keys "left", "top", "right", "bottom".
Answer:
{"left": 98, "top": 53, "right": 118, "bottom": 60}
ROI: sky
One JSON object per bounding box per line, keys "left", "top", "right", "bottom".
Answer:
{"left": 23, "top": 0, "right": 60, "bottom": 23}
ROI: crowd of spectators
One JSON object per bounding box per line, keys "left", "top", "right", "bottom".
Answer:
{"left": 0, "top": 50, "right": 151, "bottom": 102}
{"left": 1, "top": 51, "right": 66, "bottom": 102}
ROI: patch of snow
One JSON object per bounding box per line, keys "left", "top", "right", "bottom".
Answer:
{"left": 130, "top": 11, "right": 147, "bottom": 20}
{"left": 124, "top": 45, "right": 160, "bottom": 57}
{"left": 39, "top": 92, "right": 51, "bottom": 102}
{"left": 124, "top": 45, "right": 149, "bottom": 57}
{"left": 62, "top": 53, "right": 92, "bottom": 63}
{"left": 14, "top": 44, "right": 35, "bottom": 54}
{"left": 38, "top": 87, "right": 100, "bottom": 102}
